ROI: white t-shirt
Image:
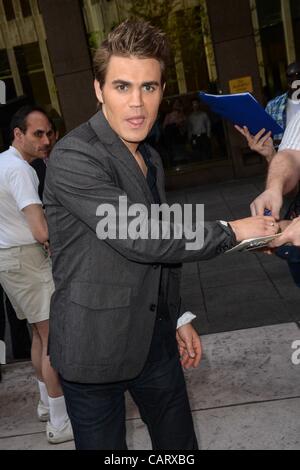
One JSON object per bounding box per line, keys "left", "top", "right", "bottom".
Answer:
{"left": 0, "top": 146, "right": 42, "bottom": 248}
{"left": 286, "top": 98, "right": 300, "bottom": 127}
{"left": 279, "top": 112, "right": 300, "bottom": 152}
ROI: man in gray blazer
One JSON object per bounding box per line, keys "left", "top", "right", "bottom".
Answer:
{"left": 44, "top": 20, "right": 279, "bottom": 450}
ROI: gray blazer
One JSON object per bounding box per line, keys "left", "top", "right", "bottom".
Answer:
{"left": 44, "top": 111, "right": 235, "bottom": 383}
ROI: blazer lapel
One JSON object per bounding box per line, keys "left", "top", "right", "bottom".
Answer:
{"left": 89, "top": 111, "right": 154, "bottom": 206}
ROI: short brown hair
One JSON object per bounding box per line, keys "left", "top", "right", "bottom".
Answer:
{"left": 93, "top": 20, "right": 170, "bottom": 88}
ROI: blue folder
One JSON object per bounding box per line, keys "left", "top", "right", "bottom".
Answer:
{"left": 198, "top": 91, "right": 283, "bottom": 136}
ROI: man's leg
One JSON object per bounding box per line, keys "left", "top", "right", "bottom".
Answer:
{"left": 60, "top": 376, "right": 127, "bottom": 450}
{"left": 129, "top": 351, "right": 198, "bottom": 450}
{"left": 33, "top": 320, "right": 63, "bottom": 397}
{"left": 31, "top": 324, "right": 43, "bottom": 380}
{"left": 33, "top": 319, "right": 73, "bottom": 443}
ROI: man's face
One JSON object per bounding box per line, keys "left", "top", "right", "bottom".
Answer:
{"left": 14, "top": 111, "right": 55, "bottom": 160}
{"left": 94, "top": 56, "right": 165, "bottom": 152}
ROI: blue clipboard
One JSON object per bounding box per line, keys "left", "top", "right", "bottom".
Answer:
{"left": 198, "top": 91, "right": 283, "bottom": 136}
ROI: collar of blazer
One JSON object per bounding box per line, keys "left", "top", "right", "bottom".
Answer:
{"left": 89, "top": 111, "right": 166, "bottom": 206}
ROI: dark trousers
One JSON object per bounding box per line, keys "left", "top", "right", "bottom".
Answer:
{"left": 60, "top": 347, "right": 198, "bottom": 450}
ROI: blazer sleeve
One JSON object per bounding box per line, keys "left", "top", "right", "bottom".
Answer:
{"left": 45, "top": 142, "right": 236, "bottom": 265}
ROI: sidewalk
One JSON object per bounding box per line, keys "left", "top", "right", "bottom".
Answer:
{"left": 1, "top": 322, "right": 299, "bottom": 450}
{"left": 1, "top": 176, "right": 300, "bottom": 449}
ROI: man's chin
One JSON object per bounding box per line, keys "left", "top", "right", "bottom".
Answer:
{"left": 37, "top": 151, "right": 49, "bottom": 159}
{"left": 123, "top": 132, "right": 149, "bottom": 145}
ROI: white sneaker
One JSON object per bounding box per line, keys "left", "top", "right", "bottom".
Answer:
{"left": 46, "top": 418, "right": 74, "bottom": 444}
{"left": 37, "top": 400, "right": 50, "bottom": 422}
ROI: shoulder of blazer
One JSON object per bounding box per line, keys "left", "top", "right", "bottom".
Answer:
{"left": 52, "top": 111, "right": 122, "bottom": 157}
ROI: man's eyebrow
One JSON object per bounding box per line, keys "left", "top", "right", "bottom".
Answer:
{"left": 111, "top": 80, "right": 160, "bottom": 87}
{"left": 142, "top": 81, "right": 160, "bottom": 86}
{"left": 111, "top": 80, "right": 131, "bottom": 85}
{"left": 34, "top": 128, "right": 53, "bottom": 134}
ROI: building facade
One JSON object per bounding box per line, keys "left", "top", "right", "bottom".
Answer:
{"left": 0, "top": 0, "right": 299, "bottom": 188}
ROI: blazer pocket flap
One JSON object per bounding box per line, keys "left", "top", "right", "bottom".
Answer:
{"left": 70, "top": 282, "right": 131, "bottom": 310}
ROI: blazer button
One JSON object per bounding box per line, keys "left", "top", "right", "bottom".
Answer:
{"left": 150, "top": 304, "right": 157, "bottom": 312}
{"left": 153, "top": 264, "right": 159, "bottom": 270}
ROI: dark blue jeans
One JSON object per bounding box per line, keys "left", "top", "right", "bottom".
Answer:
{"left": 60, "top": 348, "right": 198, "bottom": 450}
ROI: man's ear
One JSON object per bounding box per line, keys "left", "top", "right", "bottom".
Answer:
{"left": 94, "top": 80, "right": 104, "bottom": 104}
{"left": 160, "top": 82, "right": 166, "bottom": 103}
{"left": 13, "top": 128, "right": 23, "bottom": 141}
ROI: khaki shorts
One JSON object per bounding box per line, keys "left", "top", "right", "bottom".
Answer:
{"left": 0, "top": 244, "right": 54, "bottom": 324}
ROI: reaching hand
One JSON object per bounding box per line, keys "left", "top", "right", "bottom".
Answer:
{"left": 270, "top": 217, "right": 300, "bottom": 247}
{"left": 235, "top": 126, "right": 276, "bottom": 163}
{"left": 176, "top": 323, "right": 202, "bottom": 370}
{"left": 250, "top": 189, "right": 283, "bottom": 220}
{"left": 229, "top": 216, "right": 279, "bottom": 242}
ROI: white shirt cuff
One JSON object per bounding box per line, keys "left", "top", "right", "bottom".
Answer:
{"left": 176, "top": 312, "right": 197, "bottom": 329}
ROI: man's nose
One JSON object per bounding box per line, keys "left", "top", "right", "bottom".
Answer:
{"left": 129, "top": 89, "right": 143, "bottom": 107}
{"left": 42, "top": 135, "right": 51, "bottom": 146}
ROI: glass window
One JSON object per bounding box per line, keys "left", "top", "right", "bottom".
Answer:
{"left": 291, "top": 0, "right": 300, "bottom": 60}
{"left": 3, "top": 0, "right": 15, "bottom": 21}
{"left": 14, "top": 42, "right": 51, "bottom": 108}
{"left": 148, "top": 92, "right": 228, "bottom": 172}
{"left": 175, "top": 7, "right": 210, "bottom": 93}
{"left": 256, "top": 0, "right": 282, "bottom": 28}
{"left": 0, "top": 49, "right": 16, "bottom": 101}
{"left": 255, "top": 0, "right": 286, "bottom": 99}
{"left": 20, "top": 0, "right": 32, "bottom": 18}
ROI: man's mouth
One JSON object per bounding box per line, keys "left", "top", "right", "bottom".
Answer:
{"left": 126, "top": 116, "right": 146, "bottom": 128}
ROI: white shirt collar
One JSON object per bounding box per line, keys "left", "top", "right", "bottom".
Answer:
{"left": 9, "top": 146, "right": 26, "bottom": 162}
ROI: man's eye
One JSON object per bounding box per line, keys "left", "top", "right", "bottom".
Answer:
{"left": 143, "top": 85, "right": 156, "bottom": 92}
{"left": 116, "top": 85, "right": 128, "bottom": 91}
{"left": 34, "top": 132, "right": 43, "bottom": 137}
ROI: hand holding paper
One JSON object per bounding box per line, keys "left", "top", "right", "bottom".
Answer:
{"left": 235, "top": 125, "right": 276, "bottom": 163}
{"left": 225, "top": 215, "right": 280, "bottom": 253}
{"left": 269, "top": 217, "right": 300, "bottom": 248}
{"left": 229, "top": 215, "right": 279, "bottom": 241}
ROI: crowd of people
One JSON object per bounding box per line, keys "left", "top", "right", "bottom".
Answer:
{"left": 0, "top": 20, "right": 300, "bottom": 450}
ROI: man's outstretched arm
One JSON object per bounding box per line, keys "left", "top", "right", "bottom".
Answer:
{"left": 250, "top": 149, "right": 300, "bottom": 219}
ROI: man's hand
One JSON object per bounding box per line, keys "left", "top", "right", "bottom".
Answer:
{"left": 270, "top": 217, "right": 300, "bottom": 247}
{"left": 250, "top": 189, "right": 283, "bottom": 220}
{"left": 235, "top": 126, "right": 276, "bottom": 163}
{"left": 176, "top": 323, "right": 202, "bottom": 370}
{"left": 43, "top": 240, "right": 51, "bottom": 257}
{"left": 229, "top": 216, "right": 279, "bottom": 242}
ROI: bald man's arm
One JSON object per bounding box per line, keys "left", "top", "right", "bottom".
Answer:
{"left": 266, "top": 149, "right": 300, "bottom": 195}
{"left": 250, "top": 149, "right": 300, "bottom": 219}
{"left": 22, "top": 204, "right": 49, "bottom": 244}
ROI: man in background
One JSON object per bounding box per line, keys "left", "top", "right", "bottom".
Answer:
{"left": 0, "top": 106, "right": 72, "bottom": 444}
{"left": 188, "top": 98, "right": 212, "bottom": 160}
